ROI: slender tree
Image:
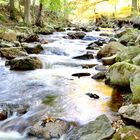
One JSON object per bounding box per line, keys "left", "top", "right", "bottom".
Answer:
{"left": 132, "top": 0, "right": 137, "bottom": 11}
{"left": 9, "top": 0, "right": 15, "bottom": 20}
{"left": 24, "top": 0, "right": 31, "bottom": 25}
{"left": 35, "top": 0, "right": 43, "bottom": 26}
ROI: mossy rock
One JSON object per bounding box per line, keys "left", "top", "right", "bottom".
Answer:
{"left": 97, "top": 42, "right": 126, "bottom": 59}
{"left": 116, "top": 46, "right": 140, "bottom": 62}
{"left": 132, "top": 53, "right": 140, "bottom": 66}
{"left": 6, "top": 56, "right": 42, "bottom": 70}
{"left": 112, "top": 126, "right": 140, "bottom": 140}
{"left": 119, "top": 28, "right": 139, "bottom": 46}
{"left": 107, "top": 62, "right": 140, "bottom": 87}
{"left": 130, "top": 73, "right": 140, "bottom": 103}
{"left": 0, "top": 47, "right": 28, "bottom": 59}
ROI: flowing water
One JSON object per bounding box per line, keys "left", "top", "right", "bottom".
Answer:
{"left": 0, "top": 29, "right": 122, "bottom": 139}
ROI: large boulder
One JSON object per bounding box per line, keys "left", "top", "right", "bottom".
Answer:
{"left": 116, "top": 46, "right": 140, "bottom": 62}
{"left": 119, "top": 28, "right": 139, "bottom": 46}
{"left": 29, "top": 117, "right": 69, "bottom": 139}
{"left": 112, "top": 126, "right": 140, "bottom": 140}
{"left": 21, "top": 43, "right": 44, "bottom": 54}
{"left": 65, "top": 115, "right": 114, "bottom": 140}
{"left": 119, "top": 104, "right": 140, "bottom": 126}
{"left": 0, "top": 29, "right": 17, "bottom": 42}
{"left": 0, "top": 47, "right": 28, "bottom": 59}
{"left": 132, "top": 53, "right": 140, "bottom": 66}
{"left": 6, "top": 57, "right": 42, "bottom": 70}
{"left": 97, "top": 42, "right": 125, "bottom": 59}
{"left": 67, "top": 31, "right": 86, "bottom": 39}
{"left": 107, "top": 62, "right": 140, "bottom": 87}
{"left": 130, "top": 73, "right": 140, "bottom": 104}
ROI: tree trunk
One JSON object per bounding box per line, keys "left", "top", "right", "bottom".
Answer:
{"left": 132, "top": 0, "right": 137, "bottom": 11}
{"left": 35, "top": 0, "right": 43, "bottom": 27}
{"left": 9, "top": 0, "right": 15, "bottom": 20}
{"left": 24, "top": 0, "right": 31, "bottom": 25}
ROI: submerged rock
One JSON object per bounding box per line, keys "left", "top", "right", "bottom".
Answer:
{"left": 130, "top": 73, "right": 140, "bottom": 104}
{"left": 112, "top": 126, "right": 140, "bottom": 140}
{"left": 6, "top": 56, "right": 42, "bottom": 70}
{"left": 29, "top": 117, "right": 69, "bottom": 139}
{"left": 21, "top": 43, "right": 44, "bottom": 54}
{"left": 0, "top": 41, "right": 15, "bottom": 48}
{"left": 67, "top": 31, "right": 86, "bottom": 39}
{"left": 65, "top": 115, "right": 114, "bottom": 140}
{"left": 73, "top": 53, "right": 94, "bottom": 60}
{"left": 92, "top": 72, "right": 106, "bottom": 79}
{"left": 119, "top": 104, "right": 140, "bottom": 127}
{"left": 107, "top": 62, "right": 140, "bottom": 87}
{"left": 97, "top": 42, "right": 125, "bottom": 59}
{"left": 0, "top": 47, "right": 28, "bottom": 59}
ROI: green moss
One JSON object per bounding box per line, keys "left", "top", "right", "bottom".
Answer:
{"left": 42, "top": 95, "right": 57, "bottom": 105}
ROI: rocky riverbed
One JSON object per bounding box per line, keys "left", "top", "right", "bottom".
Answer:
{"left": 0, "top": 24, "right": 139, "bottom": 140}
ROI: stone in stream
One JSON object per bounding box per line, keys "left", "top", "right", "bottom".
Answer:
{"left": 86, "top": 42, "right": 101, "bottom": 50}
{"left": 72, "top": 73, "right": 91, "bottom": 78}
{"left": 107, "top": 62, "right": 140, "bottom": 87}
{"left": 29, "top": 117, "right": 70, "bottom": 139}
{"left": 108, "top": 38, "right": 117, "bottom": 42}
{"left": 0, "top": 107, "right": 7, "bottom": 121}
{"left": 6, "top": 56, "right": 42, "bottom": 70}
{"left": 92, "top": 72, "right": 106, "bottom": 80}
{"left": 130, "top": 73, "right": 140, "bottom": 104}
{"left": 86, "top": 93, "right": 100, "bottom": 99}
{"left": 24, "top": 34, "right": 39, "bottom": 43}
{"left": 94, "top": 40, "right": 104, "bottom": 46}
{"left": 102, "top": 54, "right": 117, "bottom": 65}
{"left": 67, "top": 31, "right": 86, "bottom": 39}
{"left": 97, "top": 41, "right": 126, "bottom": 59}
{"left": 73, "top": 53, "right": 94, "bottom": 60}
{"left": 95, "top": 65, "right": 108, "bottom": 72}
{"left": 0, "top": 47, "right": 28, "bottom": 59}
{"left": 112, "top": 126, "right": 140, "bottom": 140}
{"left": 0, "top": 41, "right": 16, "bottom": 48}
{"left": 82, "top": 64, "right": 97, "bottom": 69}
{"left": 119, "top": 104, "right": 140, "bottom": 127}
{"left": 21, "top": 43, "right": 44, "bottom": 54}
{"left": 65, "top": 115, "right": 114, "bottom": 140}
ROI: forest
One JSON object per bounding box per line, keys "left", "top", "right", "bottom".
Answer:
{"left": 0, "top": 0, "right": 140, "bottom": 140}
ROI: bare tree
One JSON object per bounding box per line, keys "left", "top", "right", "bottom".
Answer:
{"left": 24, "top": 0, "right": 31, "bottom": 25}
{"left": 9, "top": 0, "right": 15, "bottom": 20}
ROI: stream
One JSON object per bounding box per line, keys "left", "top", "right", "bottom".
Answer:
{"left": 0, "top": 29, "right": 123, "bottom": 139}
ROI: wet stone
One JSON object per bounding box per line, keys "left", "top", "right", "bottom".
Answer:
{"left": 73, "top": 53, "right": 94, "bottom": 60}
{"left": 29, "top": 117, "right": 69, "bottom": 139}
{"left": 92, "top": 72, "right": 106, "bottom": 79}
{"left": 95, "top": 65, "right": 108, "bottom": 72}
{"left": 72, "top": 73, "right": 91, "bottom": 78}
{"left": 86, "top": 93, "right": 100, "bottom": 99}
{"left": 0, "top": 107, "right": 7, "bottom": 121}
{"left": 67, "top": 31, "right": 86, "bottom": 39}
{"left": 86, "top": 42, "right": 101, "bottom": 50}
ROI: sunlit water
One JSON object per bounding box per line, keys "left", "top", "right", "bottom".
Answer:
{"left": 0, "top": 29, "right": 122, "bottom": 139}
